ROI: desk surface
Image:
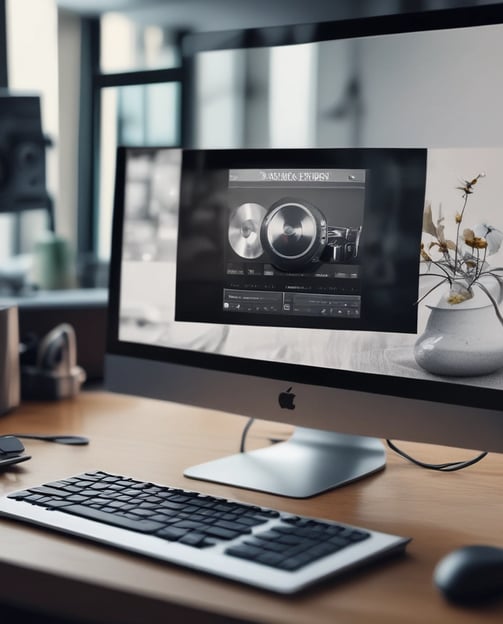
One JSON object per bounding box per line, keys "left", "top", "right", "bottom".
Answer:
{"left": 0, "top": 391, "right": 502, "bottom": 624}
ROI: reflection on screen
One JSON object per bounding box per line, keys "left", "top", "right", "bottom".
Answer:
{"left": 192, "top": 23, "right": 503, "bottom": 151}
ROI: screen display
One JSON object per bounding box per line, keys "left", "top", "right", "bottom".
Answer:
{"left": 116, "top": 146, "right": 503, "bottom": 396}
{"left": 175, "top": 149, "right": 426, "bottom": 333}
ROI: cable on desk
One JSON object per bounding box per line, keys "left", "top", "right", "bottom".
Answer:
{"left": 239, "top": 418, "right": 284, "bottom": 453}
{"left": 240, "top": 424, "right": 488, "bottom": 471}
{"left": 386, "top": 439, "right": 488, "bottom": 471}
{"left": 239, "top": 418, "right": 255, "bottom": 452}
{"left": 5, "top": 434, "right": 89, "bottom": 446}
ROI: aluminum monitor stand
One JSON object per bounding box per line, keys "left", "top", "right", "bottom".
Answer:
{"left": 184, "top": 427, "right": 386, "bottom": 498}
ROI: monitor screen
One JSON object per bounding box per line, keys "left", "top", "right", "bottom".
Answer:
{"left": 106, "top": 5, "right": 503, "bottom": 497}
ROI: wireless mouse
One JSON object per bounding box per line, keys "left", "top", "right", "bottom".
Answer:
{"left": 434, "top": 545, "right": 503, "bottom": 604}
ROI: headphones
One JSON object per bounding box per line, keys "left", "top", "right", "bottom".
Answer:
{"left": 21, "top": 324, "right": 86, "bottom": 400}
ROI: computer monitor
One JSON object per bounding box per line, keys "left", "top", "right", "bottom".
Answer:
{"left": 106, "top": 5, "right": 503, "bottom": 498}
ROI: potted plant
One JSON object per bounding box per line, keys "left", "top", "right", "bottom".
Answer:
{"left": 414, "top": 174, "right": 503, "bottom": 376}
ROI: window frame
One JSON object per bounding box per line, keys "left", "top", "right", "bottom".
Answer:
{"left": 78, "top": 17, "right": 185, "bottom": 263}
{"left": 0, "top": 0, "right": 7, "bottom": 87}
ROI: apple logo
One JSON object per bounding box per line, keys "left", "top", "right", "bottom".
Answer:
{"left": 278, "top": 387, "right": 296, "bottom": 410}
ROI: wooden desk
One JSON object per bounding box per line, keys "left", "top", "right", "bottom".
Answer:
{"left": 0, "top": 391, "right": 502, "bottom": 623}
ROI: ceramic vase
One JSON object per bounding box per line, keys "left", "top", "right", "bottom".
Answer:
{"left": 414, "top": 282, "right": 503, "bottom": 377}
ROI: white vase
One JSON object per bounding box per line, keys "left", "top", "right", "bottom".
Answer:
{"left": 414, "top": 280, "right": 503, "bottom": 377}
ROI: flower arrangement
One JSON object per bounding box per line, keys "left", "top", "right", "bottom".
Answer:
{"left": 419, "top": 173, "right": 503, "bottom": 323}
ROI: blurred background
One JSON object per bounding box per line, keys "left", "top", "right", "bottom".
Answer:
{"left": 0, "top": 0, "right": 501, "bottom": 381}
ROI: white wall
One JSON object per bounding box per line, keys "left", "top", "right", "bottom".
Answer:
{"left": 269, "top": 43, "right": 318, "bottom": 148}
{"left": 57, "top": 10, "right": 81, "bottom": 246}
{"left": 359, "top": 23, "right": 503, "bottom": 148}
{"left": 426, "top": 148, "right": 503, "bottom": 270}
{"left": 0, "top": 216, "right": 13, "bottom": 262}
{"left": 195, "top": 50, "right": 246, "bottom": 149}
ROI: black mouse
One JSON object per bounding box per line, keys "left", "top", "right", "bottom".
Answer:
{"left": 0, "top": 435, "right": 25, "bottom": 456}
{"left": 0, "top": 436, "right": 31, "bottom": 468}
{"left": 434, "top": 545, "right": 503, "bottom": 604}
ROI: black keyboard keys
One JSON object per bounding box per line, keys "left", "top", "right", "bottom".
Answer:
{"left": 61, "top": 504, "right": 165, "bottom": 533}
{"left": 225, "top": 518, "right": 370, "bottom": 571}
{"left": 7, "top": 471, "right": 371, "bottom": 571}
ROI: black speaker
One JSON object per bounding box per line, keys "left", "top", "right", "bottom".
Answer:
{"left": 0, "top": 93, "right": 51, "bottom": 214}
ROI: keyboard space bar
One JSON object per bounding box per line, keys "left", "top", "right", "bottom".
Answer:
{"left": 58, "top": 504, "right": 165, "bottom": 534}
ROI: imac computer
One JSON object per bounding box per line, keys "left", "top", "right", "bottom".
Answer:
{"left": 106, "top": 5, "right": 503, "bottom": 498}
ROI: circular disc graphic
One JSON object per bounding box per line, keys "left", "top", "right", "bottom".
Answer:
{"left": 228, "top": 202, "right": 266, "bottom": 259}
{"left": 265, "top": 202, "right": 318, "bottom": 260}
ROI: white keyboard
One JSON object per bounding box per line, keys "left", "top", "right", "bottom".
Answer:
{"left": 0, "top": 470, "right": 410, "bottom": 594}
